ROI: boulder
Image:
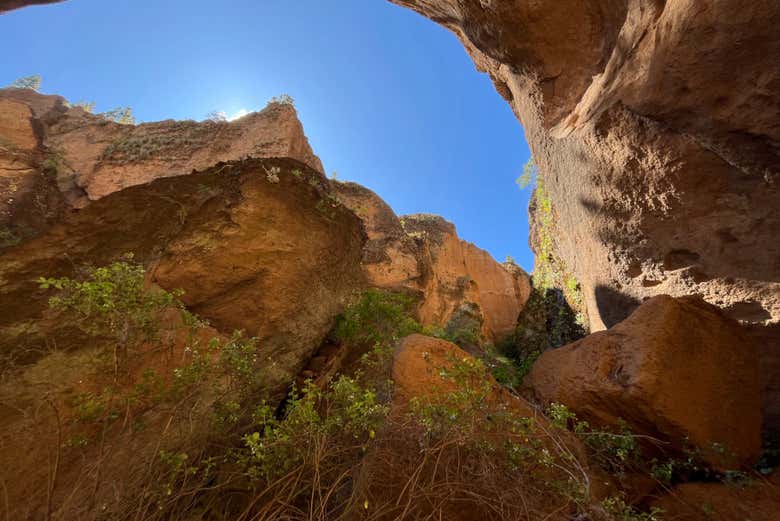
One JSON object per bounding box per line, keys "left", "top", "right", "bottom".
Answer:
{"left": 0, "top": 158, "right": 366, "bottom": 393}
{"left": 526, "top": 295, "right": 762, "bottom": 469}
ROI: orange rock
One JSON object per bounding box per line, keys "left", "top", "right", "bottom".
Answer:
{"left": 333, "top": 180, "right": 531, "bottom": 344}
{"left": 0, "top": 158, "right": 366, "bottom": 395}
{"left": 0, "top": 88, "right": 323, "bottom": 208}
{"left": 649, "top": 474, "right": 780, "bottom": 521}
{"left": 0, "top": 98, "right": 37, "bottom": 152}
{"left": 526, "top": 295, "right": 763, "bottom": 469}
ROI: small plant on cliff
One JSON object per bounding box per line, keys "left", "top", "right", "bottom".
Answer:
{"left": 267, "top": 93, "right": 295, "bottom": 106}
{"left": 70, "top": 100, "right": 96, "bottom": 113}
{"left": 602, "top": 496, "right": 664, "bottom": 521}
{"left": 9, "top": 74, "right": 41, "bottom": 91}
{"left": 100, "top": 106, "right": 135, "bottom": 125}
{"left": 37, "top": 256, "right": 185, "bottom": 378}
{"left": 516, "top": 157, "right": 538, "bottom": 190}
{"left": 204, "top": 110, "right": 228, "bottom": 122}
{"left": 0, "top": 227, "right": 21, "bottom": 248}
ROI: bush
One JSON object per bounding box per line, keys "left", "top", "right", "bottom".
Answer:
{"left": 334, "top": 289, "right": 421, "bottom": 347}
{"left": 267, "top": 93, "right": 295, "bottom": 106}
{"left": 516, "top": 156, "right": 537, "bottom": 190}
{"left": 9, "top": 74, "right": 41, "bottom": 91}
{"left": 100, "top": 107, "right": 135, "bottom": 125}
{"left": 38, "top": 256, "right": 186, "bottom": 378}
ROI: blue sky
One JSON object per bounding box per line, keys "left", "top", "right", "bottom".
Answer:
{"left": 1, "top": 0, "right": 535, "bottom": 270}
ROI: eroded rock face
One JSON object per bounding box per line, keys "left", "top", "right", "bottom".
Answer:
{"left": 332, "top": 182, "right": 531, "bottom": 342}
{"left": 526, "top": 295, "right": 762, "bottom": 469}
{"left": 0, "top": 158, "right": 366, "bottom": 392}
{"left": 0, "top": 88, "right": 323, "bottom": 208}
{"left": 389, "top": 2, "right": 779, "bottom": 332}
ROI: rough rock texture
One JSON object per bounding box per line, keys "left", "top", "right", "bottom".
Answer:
{"left": 391, "top": 0, "right": 779, "bottom": 330}
{"left": 0, "top": 88, "right": 323, "bottom": 210}
{"left": 526, "top": 295, "right": 762, "bottom": 469}
{"left": 391, "top": 0, "right": 780, "bottom": 449}
{"left": 332, "top": 181, "right": 531, "bottom": 342}
{"left": 0, "top": 158, "right": 366, "bottom": 392}
{"left": 650, "top": 474, "right": 780, "bottom": 521}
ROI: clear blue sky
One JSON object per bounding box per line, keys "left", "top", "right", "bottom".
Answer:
{"left": 1, "top": 0, "right": 535, "bottom": 270}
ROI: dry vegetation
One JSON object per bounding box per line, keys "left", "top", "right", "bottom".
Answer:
{"left": 1, "top": 262, "right": 733, "bottom": 521}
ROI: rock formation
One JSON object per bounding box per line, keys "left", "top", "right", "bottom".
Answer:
{"left": 1, "top": 88, "right": 322, "bottom": 209}
{"left": 333, "top": 181, "right": 531, "bottom": 343}
{"left": 0, "top": 158, "right": 366, "bottom": 393}
{"left": 391, "top": 0, "right": 780, "bottom": 456}
{"left": 526, "top": 295, "right": 762, "bottom": 469}
{"left": 1, "top": 88, "right": 529, "bottom": 391}
{"left": 390, "top": 0, "right": 779, "bottom": 331}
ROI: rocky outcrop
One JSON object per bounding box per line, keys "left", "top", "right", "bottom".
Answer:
{"left": 391, "top": 0, "right": 780, "bottom": 448}
{"left": 332, "top": 181, "right": 531, "bottom": 343}
{"left": 526, "top": 295, "right": 762, "bottom": 469}
{"left": 390, "top": 0, "right": 779, "bottom": 332}
{"left": 0, "top": 158, "right": 366, "bottom": 392}
{"left": 0, "top": 88, "right": 323, "bottom": 212}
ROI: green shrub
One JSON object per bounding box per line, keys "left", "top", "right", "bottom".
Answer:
{"left": 334, "top": 289, "right": 421, "bottom": 347}
{"left": 38, "top": 256, "right": 186, "bottom": 378}
{"left": 515, "top": 156, "right": 537, "bottom": 190}
{"left": 267, "top": 94, "right": 295, "bottom": 106}
{"left": 71, "top": 100, "right": 96, "bottom": 113}
{"left": 0, "top": 227, "right": 20, "bottom": 248}
{"left": 602, "top": 496, "right": 663, "bottom": 521}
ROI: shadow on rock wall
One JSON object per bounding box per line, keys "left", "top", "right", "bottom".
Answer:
{"left": 594, "top": 284, "right": 641, "bottom": 328}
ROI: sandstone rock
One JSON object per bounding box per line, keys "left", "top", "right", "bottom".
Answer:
{"left": 0, "top": 98, "right": 37, "bottom": 151}
{"left": 526, "top": 295, "right": 762, "bottom": 469}
{"left": 649, "top": 474, "right": 780, "bottom": 521}
{"left": 330, "top": 181, "right": 421, "bottom": 290}
{"left": 332, "top": 182, "right": 531, "bottom": 343}
{"left": 392, "top": 0, "right": 780, "bottom": 449}
{"left": 0, "top": 88, "right": 324, "bottom": 209}
{"left": 0, "top": 158, "right": 365, "bottom": 393}
{"left": 404, "top": 214, "right": 531, "bottom": 342}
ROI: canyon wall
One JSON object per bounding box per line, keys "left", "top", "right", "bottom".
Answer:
{"left": 390, "top": 0, "right": 779, "bottom": 330}
{"left": 1, "top": 89, "right": 527, "bottom": 385}
{"left": 391, "top": 0, "right": 780, "bottom": 438}
{"left": 333, "top": 181, "right": 531, "bottom": 343}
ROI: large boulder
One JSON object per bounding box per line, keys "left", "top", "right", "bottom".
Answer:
{"left": 0, "top": 158, "right": 366, "bottom": 392}
{"left": 526, "top": 295, "right": 762, "bottom": 469}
